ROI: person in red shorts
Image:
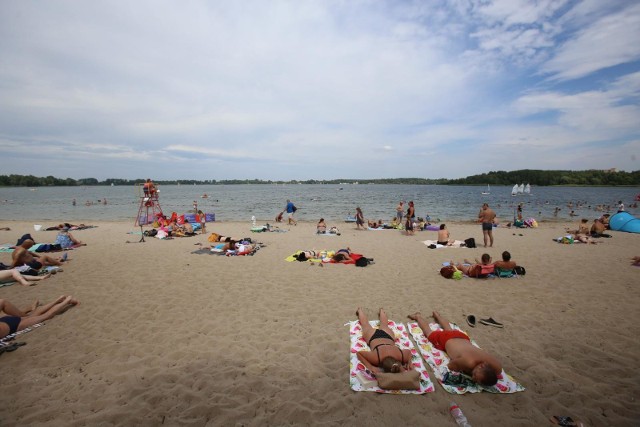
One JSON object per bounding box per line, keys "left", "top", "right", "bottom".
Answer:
{"left": 408, "top": 311, "right": 502, "bottom": 386}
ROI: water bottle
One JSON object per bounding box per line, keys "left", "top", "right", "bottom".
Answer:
{"left": 251, "top": 215, "right": 256, "bottom": 226}
{"left": 449, "top": 402, "right": 471, "bottom": 427}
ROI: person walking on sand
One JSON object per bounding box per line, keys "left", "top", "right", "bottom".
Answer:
{"left": 478, "top": 203, "right": 496, "bottom": 248}
{"left": 285, "top": 199, "right": 297, "bottom": 226}
{"left": 0, "top": 295, "right": 79, "bottom": 339}
{"left": 408, "top": 311, "right": 501, "bottom": 386}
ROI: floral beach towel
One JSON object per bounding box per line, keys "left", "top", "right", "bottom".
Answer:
{"left": 348, "top": 320, "right": 434, "bottom": 394}
{"left": 407, "top": 321, "right": 525, "bottom": 394}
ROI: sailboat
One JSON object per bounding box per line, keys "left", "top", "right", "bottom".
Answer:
{"left": 511, "top": 184, "right": 518, "bottom": 196}
{"left": 517, "top": 184, "right": 525, "bottom": 194}
{"left": 524, "top": 183, "right": 531, "bottom": 195}
{"left": 482, "top": 184, "right": 490, "bottom": 195}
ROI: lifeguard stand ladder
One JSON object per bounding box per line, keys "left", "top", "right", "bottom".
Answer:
{"left": 135, "top": 185, "right": 163, "bottom": 227}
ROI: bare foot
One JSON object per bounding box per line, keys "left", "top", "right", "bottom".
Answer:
{"left": 67, "top": 297, "right": 80, "bottom": 305}
{"left": 41, "top": 273, "right": 51, "bottom": 280}
{"left": 407, "top": 312, "right": 422, "bottom": 321}
{"left": 27, "top": 299, "right": 40, "bottom": 314}
{"left": 55, "top": 295, "right": 67, "bottom": 304}
{"left": 356, "top": 307, "right": 363, "bottom": 317}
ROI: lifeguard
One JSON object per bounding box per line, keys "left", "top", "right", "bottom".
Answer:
{"left": 143, "top": 179, "right": 157, "bottom": 198}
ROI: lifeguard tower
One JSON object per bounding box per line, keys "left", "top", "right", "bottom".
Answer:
{"left": 135, "top": 181, "right": 163, "bottom": 226}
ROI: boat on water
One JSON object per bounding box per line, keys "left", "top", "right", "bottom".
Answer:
{"left": 524, "top": 183, "right": 531, "bottom": 195}
{"left": 517, "top": 184, "right": 525, "bottom": 194}
{"left": 482, "top": 184, "right": 490, "bottom": 195}
{"left": 511, "top": 184, "right": 518, "bottom": 196}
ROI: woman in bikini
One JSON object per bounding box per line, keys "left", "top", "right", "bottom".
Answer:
{"left": 0, "top": 295, "right": 79, "bottom": 339}
{"left": 355, "top": 307, "right": 412, "bottom": 374}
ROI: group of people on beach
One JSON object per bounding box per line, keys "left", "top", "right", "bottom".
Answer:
{"left": 356, "top": 308, "right": 502, "bottom": 387}
{"left": 1, "top": 230, "right": 81, "bottom": 340}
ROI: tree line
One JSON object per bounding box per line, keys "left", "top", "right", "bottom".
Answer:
{"left": 0, "top": 169, "right": 638, "bottom": 187}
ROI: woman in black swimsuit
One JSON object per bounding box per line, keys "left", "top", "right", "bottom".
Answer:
{"left": 0, "top": 295, "right": 79, "bottom": 339}
{"left": 355, "top": 307, "right": 412, "bottom": 374}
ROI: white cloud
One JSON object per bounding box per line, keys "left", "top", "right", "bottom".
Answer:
{"left": 0, "top": 1, "right": 638, "bottom": 180}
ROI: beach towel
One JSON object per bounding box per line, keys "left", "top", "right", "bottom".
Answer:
{"left": 423, "top": 240, "right": 465, "bottom": 248}
{"left": 284, "top": 251, "right": 332, "bottom": 263}
{"left": 407, "top": 321, "right": 524, "bottom": 394}
{"left": 348, "top": 319, "right": 434, "bottom": 394}
{"left": 0, "top": 243, "right": 49, "bottom": 253}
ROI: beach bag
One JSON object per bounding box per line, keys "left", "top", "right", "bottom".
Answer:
{"left": 440, "top": 265, "right": 455, "bottom": 279}
{"left": 376, "top": 370, "right": 420, "bottom": 390}
{"left": 292, "top": 205, "right": 297, "bottom": 213}
{"left": 513, "top": 266, "right": 526, "bottom": 276}
{"left": 464, "top": 238, "right": 476, "bottom": 248}
{"left": 208, "top": 233, "right": 220, "bottom": 242}
{"left": 355, "top": 257, "right": 370, "bottom": 267}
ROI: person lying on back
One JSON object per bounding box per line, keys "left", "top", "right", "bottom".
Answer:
{"left": 453, "top": 253, "right": 494, "bottom": 278}
{"left": 408, "top": 311, "right": 502, "bottom": 386}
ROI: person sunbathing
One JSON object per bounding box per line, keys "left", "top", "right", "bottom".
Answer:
{"left": 408, "top": 311, "right": 502, "bottom": 386}
{"left": 452, "top": 253, "right": 494, "bottom": 277}
{"left": 55, "top": 227, "right": 86, "bottom": 248}
{"left": 0, "top": 295, "right": 79, "bottom": 339}
{"left": 317, "top": 218, "right": 327, "bottom": 233}
{"left": 437, "top": 224, "right": 453, "bottom": 246}
{"left": 356, "top": 308, "right": 412, "bottom": 374}
{"left": 0, "top": 269, "right": 51, "bottom": 286}
{"left": 11, "top": 239, "right": 66, "bottom": 270}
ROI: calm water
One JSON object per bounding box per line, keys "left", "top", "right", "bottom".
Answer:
{"left": 0, "top": 184, "right": 637, "bottom": 224}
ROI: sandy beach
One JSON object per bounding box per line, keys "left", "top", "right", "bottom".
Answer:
{"left": 1, "top": 218, "right": 639, "bottom": 426}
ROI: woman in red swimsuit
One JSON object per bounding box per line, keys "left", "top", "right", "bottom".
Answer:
{"left": 355, "top": 307, "right": 412, "bottom": 374}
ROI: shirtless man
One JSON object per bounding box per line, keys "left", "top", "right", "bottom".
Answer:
{"left": 494, "top": 251, "right": 516, "bottom": 270}
{"left": 356, "top": 308, "right": 412, "bottom": 374}
{"left": 478, "top": 203, "right": 496, "bottom": 248}
{"left": 437, "top": 224, "right": 453, "bottom": 246}
{"left": 408, "top": 311, "right": 502, "bottom": 386}
{"left": 590, "top": 219, "right": 606, "bottom": 236}
{"left": 11, "top": 239, "right": 65, "bottom": 270}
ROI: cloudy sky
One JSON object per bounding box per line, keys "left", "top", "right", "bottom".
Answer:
{"left": 1, "top": 0, "right": 639, "bottom": 180}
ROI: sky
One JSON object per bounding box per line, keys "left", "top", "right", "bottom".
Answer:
{"left": 0, "top": 0, "right": 639, "bottom": 180}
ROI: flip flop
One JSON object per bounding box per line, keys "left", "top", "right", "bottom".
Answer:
{"left": 550, "top": 415, "right": 584, "bottom": 427}
{"left": 466, "top": 315, "right": 476, "bottom": 327}
{"left": 480, "top": 317, "right": 504, "bottom": 328}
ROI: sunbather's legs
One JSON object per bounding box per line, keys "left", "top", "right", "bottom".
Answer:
{"left": 29, "top": 295, "right": 68, "bottom": 316}
{"left": 432, "top": 311, "right": 453, "bottom": 331}
{"left": 12, "top": 270, "right": 50, "bottom": 286}
{"left": 357, "top": 308, "right": 375, "bottom": 342}
{"left": 408, "top": 311, "right": 452, "bottom": 334}
{"left": 0, "top": 298, "right": 31, "bottom": 317}
{"left": 39, "top": 254, "right": 63, "bottom": 266}
{"left": 378, "top": 308, "right": 394, "bottom": 336}
{"left": 18, "top": 296, "right": 78, "bottom": 330}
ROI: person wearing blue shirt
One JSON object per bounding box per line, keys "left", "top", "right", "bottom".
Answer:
{"left": 285, "top": 199, "right": 297, "bottom": 226}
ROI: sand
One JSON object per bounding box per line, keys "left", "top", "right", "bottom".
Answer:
{"left": 0, "top": 218, "right": 639, "bottom": 426}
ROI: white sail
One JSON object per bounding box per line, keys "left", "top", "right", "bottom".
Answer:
{"left": 517, "top": 184, "right": 524, "bottom": 193}
{"left": 511, "top": 184, "right": 518, "bottom": 196}
{"left": 482, "top": 184, "right": 490, "bottom": 195}
{"left": 524, "top": 183, "right": 531, "bottom": 194}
